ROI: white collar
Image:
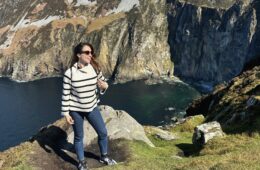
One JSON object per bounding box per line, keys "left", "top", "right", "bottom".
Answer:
{"left": 73, "top": 62, "right": 89, "bottom": 73}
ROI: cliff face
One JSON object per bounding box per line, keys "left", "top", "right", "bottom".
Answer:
{"left": 0, "top": 0, "right": 173, "bottom": 82}
{"left": 0, "top": 0, "right": 259, "bottom": 84}
{"left": 167, "top": 0, "right": 260, "bottom": 84}
{"left": 186, "top": 65, "right": 260, "bottom": 132}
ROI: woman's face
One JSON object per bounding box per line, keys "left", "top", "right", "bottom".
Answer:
{"left": 77, "top": 45, "right": 93, "bottom": 65}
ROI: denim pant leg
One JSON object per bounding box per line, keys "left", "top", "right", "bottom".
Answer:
{"left": 86, "top": 107, "right": 108, "bottom": 155}
{"left": 70, "top": 111, "right": 85, "bottom": 161}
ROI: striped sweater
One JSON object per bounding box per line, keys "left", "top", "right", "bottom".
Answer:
{"left": 61, "top": 63, "right": 107, "bottom": 116}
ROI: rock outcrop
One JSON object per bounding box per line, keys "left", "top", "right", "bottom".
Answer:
{"left": 167, "top": 0, "right": 260, "bottom": 85}
{"left": 186, "top": 66, "right": 260, "bottom": 132}
{"left": 67, "top": 105, "right": 154, "bottom": 147}
{"left": 144, "top": 126, "right": 178, "bottom": 141}
{"left": 192, "top": 121, "right": 225, "bottom": 146}
{"left": 0, "top": 0, "right": 173, "bottom": 82}
{"left": 0, "top": 105, "right": 153, "bottom": 169}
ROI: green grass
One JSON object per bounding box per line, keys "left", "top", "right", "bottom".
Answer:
{"left": 97, "top": 116, "right": 260, "bottom": 170}
{"left": 0, "top": 142, "right": 34, "bottom": 170}
{"left": 2, "top": 115, "right": 260, "bottom": 170}
{"left": 8, "top": 162, "right": 33, "bottom": 170}
{"left": 171, "top": 115, "right": 205, "bottom": 133}
{"left": 98, "top": 133, "right": 260, "bottom": 170}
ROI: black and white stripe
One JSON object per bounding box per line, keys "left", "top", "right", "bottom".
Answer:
{"left": 61, "top": 63, "right": 107, "bottom": 116}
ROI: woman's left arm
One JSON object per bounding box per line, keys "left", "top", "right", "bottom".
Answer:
{"left": 97, "top": 71, "right": 108, "bottom": 94}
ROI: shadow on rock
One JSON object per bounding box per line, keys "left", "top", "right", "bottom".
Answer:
{"left": 29, "top": 125, "right": 99, "bottom": 169}
{"left": 29, "top": 125, "right": 129, "bottom": 169}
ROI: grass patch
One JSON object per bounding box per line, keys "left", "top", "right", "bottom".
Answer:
{"left": 171, "top": 115, "right": 205, "bottom": 132}
{"left": 8, "top": 162, "right": 33, "bottom": 170}
{"left": 97, "top": 132, "right": 260, "bottom": 170}
{"left": 3, "top": 117, "right": 260, "bottom": 170}
{"left": 51, "top": 17, "right": 86, "bottom": 29}
{"left": 2, "top": 114, "right": 259, "bottom": 170}
{"left": 0, "top": 142, "right": 33, "bottom": 170}
{"left": 86, "top": 13, "right": 126, "bottom": 33}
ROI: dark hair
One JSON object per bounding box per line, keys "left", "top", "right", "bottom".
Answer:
{"left": 70, "top": 42, "right": 101, "bottom": 73}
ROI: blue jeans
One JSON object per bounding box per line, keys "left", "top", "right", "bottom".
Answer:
{"left": 69, "top": 107, "right": 108, "bottom": 161}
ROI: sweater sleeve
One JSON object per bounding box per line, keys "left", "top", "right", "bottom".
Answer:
{"left": 97, "top": 71, "right": 108, "bottom": 95}
{"left": 61, "top": 69, "right": 72, "bottom": 116}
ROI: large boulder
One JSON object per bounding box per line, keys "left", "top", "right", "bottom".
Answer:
{"left": 192, "top": 121, "right": 225, "bottom": 146}
{"left": 67, "top": 105, "right": 154, "bottom": 147}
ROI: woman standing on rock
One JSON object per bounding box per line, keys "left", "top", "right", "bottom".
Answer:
{"left": 61, "top": 42, "right": 117, "bottom": 170}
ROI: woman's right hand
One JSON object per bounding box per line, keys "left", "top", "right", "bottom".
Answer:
{"left": 65, "top": 115, "right": 74, "bottom": 124}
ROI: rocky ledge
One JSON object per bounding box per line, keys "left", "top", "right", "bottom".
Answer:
{"left": 0, "top": 105, "right": 154, "bottom": 169}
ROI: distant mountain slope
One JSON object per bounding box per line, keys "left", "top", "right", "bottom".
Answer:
{"left": 0, "top": 0, "right": 173, "bottom": 82}
{"left": 0, "top": 0, "right": 259, "bottom": 85}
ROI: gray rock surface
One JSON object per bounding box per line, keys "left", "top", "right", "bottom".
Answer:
{"left": 145, "top": 126, "right": 178, "bottom": 141}
{"left": 167, "top": 0, "right": 260, "bottom": 84}
{"left": 192, "top": 121, "right": 225, "bottom": 145}
{"left": 67, "top": 105, "right": 155, "bottom": 147}
{"left": 247, "top": 95, "right": 260, "bottom": 107}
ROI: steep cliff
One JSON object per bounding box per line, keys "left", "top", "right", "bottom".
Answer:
{"left": 167, "top": 0, "right": 260, "bottom": 85}
{"left": 0, "top": 0, "right": 173, "bottom": 82}
{"left": 1, "top": 0, "right": 259, "bottom": 84}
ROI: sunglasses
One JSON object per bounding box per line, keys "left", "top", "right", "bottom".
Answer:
{"left": 80, "top": 50, "right": 94, "bottom": 55}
